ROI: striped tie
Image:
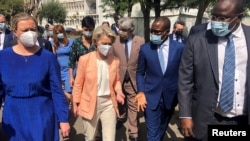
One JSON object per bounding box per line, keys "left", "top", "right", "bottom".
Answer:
{"left": 219, "top": 34, "right": 235, "bottom": 113}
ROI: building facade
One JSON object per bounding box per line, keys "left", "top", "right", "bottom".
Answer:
{"left": 41, "top": 0, "right": 114, "bottom": 30}
{"left": 40, "top": 0, "right": 250, "bottom": 37}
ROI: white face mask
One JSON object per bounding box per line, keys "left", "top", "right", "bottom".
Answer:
{"left": 19, "top": 31, "right": 38, "bottom": 47}
{"left": 97, "top": 45, "right": 112, "bottom": 56}
{"left": 82, "top": 31, "right": 92, "bottom": 37}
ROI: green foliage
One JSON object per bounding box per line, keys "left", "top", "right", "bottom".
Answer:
{"left": 0, "top": 0, "right": 24, "bottom": 23}
{"left": 39, "top": 0, "right": 67, "bottom": 24}
{"left": 100, "top": 0, "right": 138, "bottom": 16}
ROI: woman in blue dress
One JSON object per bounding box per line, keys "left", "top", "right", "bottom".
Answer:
{"left": 51, "top": 25, "right": 74, "bottom": 104}
{"left": 0, "top": 12, "right": 70, "bottom": 141}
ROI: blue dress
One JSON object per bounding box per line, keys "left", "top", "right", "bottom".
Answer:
{"left": 0, "top": 47, "right": 69, "bottom": 141}
{"left": 53, "top": 38, "right": 74, "bottom": 93}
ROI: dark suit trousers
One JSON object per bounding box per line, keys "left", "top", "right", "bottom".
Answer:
{"left": 118, "top": 80, "right": 139, "bottom": 138}
{"left": 184, "top": 113, "right": 248, "bottom": 141}
{"left": 145, "top": 98, "right": 175, "bottom": 141}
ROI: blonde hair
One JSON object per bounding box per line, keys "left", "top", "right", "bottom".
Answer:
{"left": 11, "top": 12, "right": 37, "bottom": 30}
{"left": 92, "top": 26, "right": 116, "bottom": 46}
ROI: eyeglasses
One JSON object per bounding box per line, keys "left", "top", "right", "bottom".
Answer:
{"left": 119, "top": 28, "right": 131, "bottom": 32}
{"left": 210, "top": 14, "right": 240, "bottom": 22}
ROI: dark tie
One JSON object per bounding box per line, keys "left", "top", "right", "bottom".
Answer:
{"left": 176, "top": 36, "right": 181, "bottom": 42}
{"left": 124, "top": 40, "right": 129, "bottom": 61}
{"left": 124, "top": 40, "right": 130, "bottom": 82}
{"left": 219, "top": 34, "right": 235, "bottom": 113}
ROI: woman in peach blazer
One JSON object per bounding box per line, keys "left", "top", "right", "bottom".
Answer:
{"left": 72, "top": 26, "right": 125, "bottom": 141}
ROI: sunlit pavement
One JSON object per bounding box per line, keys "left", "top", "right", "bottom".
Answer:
{"left": 0, "top": 106, "right": 183, "bottom": 141}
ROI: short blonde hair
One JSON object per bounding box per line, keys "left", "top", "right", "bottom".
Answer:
{"left": 92, "top": 26, "right": 116, "bottom": 46}
{"left": 11, "top": 12, "right": 37, "bottom": 30}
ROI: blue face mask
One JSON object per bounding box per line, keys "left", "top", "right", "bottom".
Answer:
{"left": 0, "top": 23, "right": 6, "bottom": 30}
{"left": 150, "top": 34, "right": 162, "bottom": 45}
{"left": 57, "top": 33, "right": 64, "bottom": 39}
{"left": 47, "top": 31, "right": 53, "bottom": 37}
{"left": 211, "top": 20, "right": 236, "bottom": 37}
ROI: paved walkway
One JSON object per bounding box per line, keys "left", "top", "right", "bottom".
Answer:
{"left": 0, "top": 107, "right": 183, "bottom": 141}
{"left": 61, "top": 106, "right": 183, "bottom": 141}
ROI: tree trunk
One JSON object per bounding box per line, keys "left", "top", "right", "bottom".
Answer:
{"left": 140, "top": 0, "right": 151, "bottom": 42}
{"left": 127, "top": 0, "right": 132, "bottom": 17}
{"left": 154, "top": 0, "right": 161, "bottom": 18}
{"left": 195, "top": 0, "right": 210, "bottom": 25}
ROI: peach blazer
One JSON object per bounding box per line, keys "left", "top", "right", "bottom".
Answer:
{"left": 72, "top": 51, "right": 122, "bottom": 120}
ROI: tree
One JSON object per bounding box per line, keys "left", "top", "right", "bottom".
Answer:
{"left": 194, "top": 0, "right": 211, "bottom": 25}
{"left": 139, "top": 0, "right": 152, "bottom": 42}
{"left": 100, "top": 0, "right": 138, "bottom": 17}
{"left": 39, "top": 0, "right": 67, "bottom": 24}
{"left": 24, "top": 0, "right": 42, "bottom": 20}
{"left": 0, "top": 0, "right": 24, "bottom": 24}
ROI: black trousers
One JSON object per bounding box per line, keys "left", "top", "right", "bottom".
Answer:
{"left": 184, "top": 113, "right": 248, "bottom": 141}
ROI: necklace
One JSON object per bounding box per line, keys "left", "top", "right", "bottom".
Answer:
{"left": 23, "top": 56, "right": 29, "bottom": 62}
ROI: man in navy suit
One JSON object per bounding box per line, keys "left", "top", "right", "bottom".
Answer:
{"left": 0, "top": 14, "right": 14, "bottom": 50}
{"left": 111, "top": 13, "right": 123, "bottom": 35}
{"left": 135, "top": 16, "right": 184, "bottom": 141}
{"left": 169, "top": 20, "right": 187, "bottom": 44}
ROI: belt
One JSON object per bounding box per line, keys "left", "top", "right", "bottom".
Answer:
{"left": 214, "top": 112, "right": 248, "bottom": 123}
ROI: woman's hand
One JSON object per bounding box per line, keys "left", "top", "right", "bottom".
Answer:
{"left": 116, "top": 92, "right": 125, "bottom": 105}
{"left": 72, "top": 102, "right": 79, "bottom": 117}
{"left": 60, "top": 122, "right": 70, "bottom": 138}
{"left": 69, "top": 76, "right": 74, "bottom": 88}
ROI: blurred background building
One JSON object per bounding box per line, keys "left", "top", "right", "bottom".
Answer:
{"left": 39, "top": 0, "right": 250, "bottom": 37}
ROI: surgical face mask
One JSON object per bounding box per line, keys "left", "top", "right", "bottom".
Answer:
{"left": 19, "top": 31, "right": 38, "bottom": 47}
{"left": 57, "top": 33, "right": 64, "bottom": 39}
{"left": 150, "top": 34, "right": 162, "bottom": 45}
{"left": 97, "top": 44, "right": 112, "bottom": 56}
{"left": 211, "top": 19, "right": 237, "bottom": 37}
{"left": 83, "top": 31, "right": 92, "bottom": 37}
{"left": 47, "top": 31, "right": 53, "bottom": 37}
{"left": 119, "top": 31, "right": 129, "bottom": 40}
{"left": 0, "top": 23, "right": 6, "bottom": 30}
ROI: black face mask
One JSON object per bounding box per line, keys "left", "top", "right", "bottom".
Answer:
{"left": 175, "top": 31, "right": 183, "bottom": 37}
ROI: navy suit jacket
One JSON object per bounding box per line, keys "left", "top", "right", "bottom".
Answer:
{"left": 111, "top": 23, "right": 119, "bottom": 35}
{"left": 2, "top": 29, "right": 14, "bottom": 49}
{"left": 136, "top": 40, "right": 184, "bottom": 110}
{"left": 169, "top": 33, "right": 187, "bottom": 44}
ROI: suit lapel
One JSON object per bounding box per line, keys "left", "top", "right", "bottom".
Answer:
{"left": 119, "top": 37, "right": 127, "bottom": 64}
{"left": 129, "top": 35, "right": 138, "bottom": 64}
{"left": 150, "top": 43, "right": 163, "bottom": 75}
{"left": 242, "top": 24, "right": 250, "bottom": 77}
{"left": 165, "top": 40, "right": 176, "bottom": 76}
{"left": 206, "top": 30, "right": 219, "bottom": 85}
{"left": 242, "top": 24, "right": 250, "bottom": 58}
